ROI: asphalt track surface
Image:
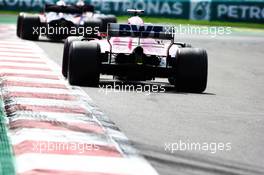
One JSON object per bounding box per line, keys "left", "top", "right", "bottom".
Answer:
{"left": 31, "top": 29, "right": 264, "bottom": 175}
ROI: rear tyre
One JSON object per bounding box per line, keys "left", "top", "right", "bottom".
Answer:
{"left": 105, "top": 15, "right": 117, "bottom": 24}
{"left": 173, "top": 48, "right": 208, "bottom": 93}
{"left": 102, "top": 15, "right": 117, "bottom": 32}
{"left": 17, "top": 13, "right": 24, "bottom": 38}
{"left": 68, "top": 41, "right": 101, "bottom": 86}
{"left": 83, "top": 18, "right": 102, "bottom": 38}
{"left": 94, "top": 15, "right": 117, "bottom": 33}
{"left": 62, "top": 36, "right": 83, "bottom": 78}
{"left": 20, "top": 14, "right": 41, "bottom": 40}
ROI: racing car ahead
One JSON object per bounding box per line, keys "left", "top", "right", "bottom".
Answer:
{"left": 62, "top": 10, "right": 208, "bottom": 93}
{"left": 17, "top": 1, "right": 117, "bottom": 40}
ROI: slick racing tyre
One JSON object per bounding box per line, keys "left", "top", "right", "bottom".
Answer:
{"left": 16, "top": 13, "right": 24, "bottom": 38}
{"left": 68, "top": 41, "right": 101, "bottom": 86}
{"left": 20, "top": 14, "right": 41, "bottom": 40}
{"left": 62, "top": 36, "right": 83, "bottom": 78}
{"left": 83, "top": 18, "right": 102, "bottom": 38}
{"left": 173, "top": 48, "right": 208, "bottom": 93}
{"left": 94, "top": 14, "right": 117, "bottom": 33}
{"left": 102, "top": 15, "right": 117, "bottom": 32}
{"left": 105, "top": 15, "right": 117, "bottom": 24}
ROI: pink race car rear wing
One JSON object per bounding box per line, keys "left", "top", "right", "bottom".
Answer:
{"left": 107, "top": 23, "right": 174, "bottom": 40}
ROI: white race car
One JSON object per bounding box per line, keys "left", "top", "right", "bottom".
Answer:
{"left": 17, "top": 2, "right": 117, "bottom": 40}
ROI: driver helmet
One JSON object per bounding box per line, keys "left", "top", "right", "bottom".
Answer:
{"left": 56, "top": 0, "right": 66, "bottom": 6}
{"left": 76, "top": 0, "right": 85, "bottom": 6}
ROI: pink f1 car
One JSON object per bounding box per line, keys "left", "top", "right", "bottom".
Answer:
{"left": 62, "top": 10, "right": 208, "bottom": 93}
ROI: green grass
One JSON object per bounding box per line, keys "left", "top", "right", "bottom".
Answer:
{"left": 0, "top": 100, "right": 16, "bottom": 175}
{"left": 0, "top": 10, "right": 19, "bottom": 15}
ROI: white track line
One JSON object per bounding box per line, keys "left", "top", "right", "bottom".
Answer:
{"left": 16, "top": 154, "right": 158, "bottom": 175}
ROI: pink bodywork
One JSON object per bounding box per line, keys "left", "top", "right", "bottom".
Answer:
{"left": 93, "top": 16, "right": 178, "bottom": 57}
